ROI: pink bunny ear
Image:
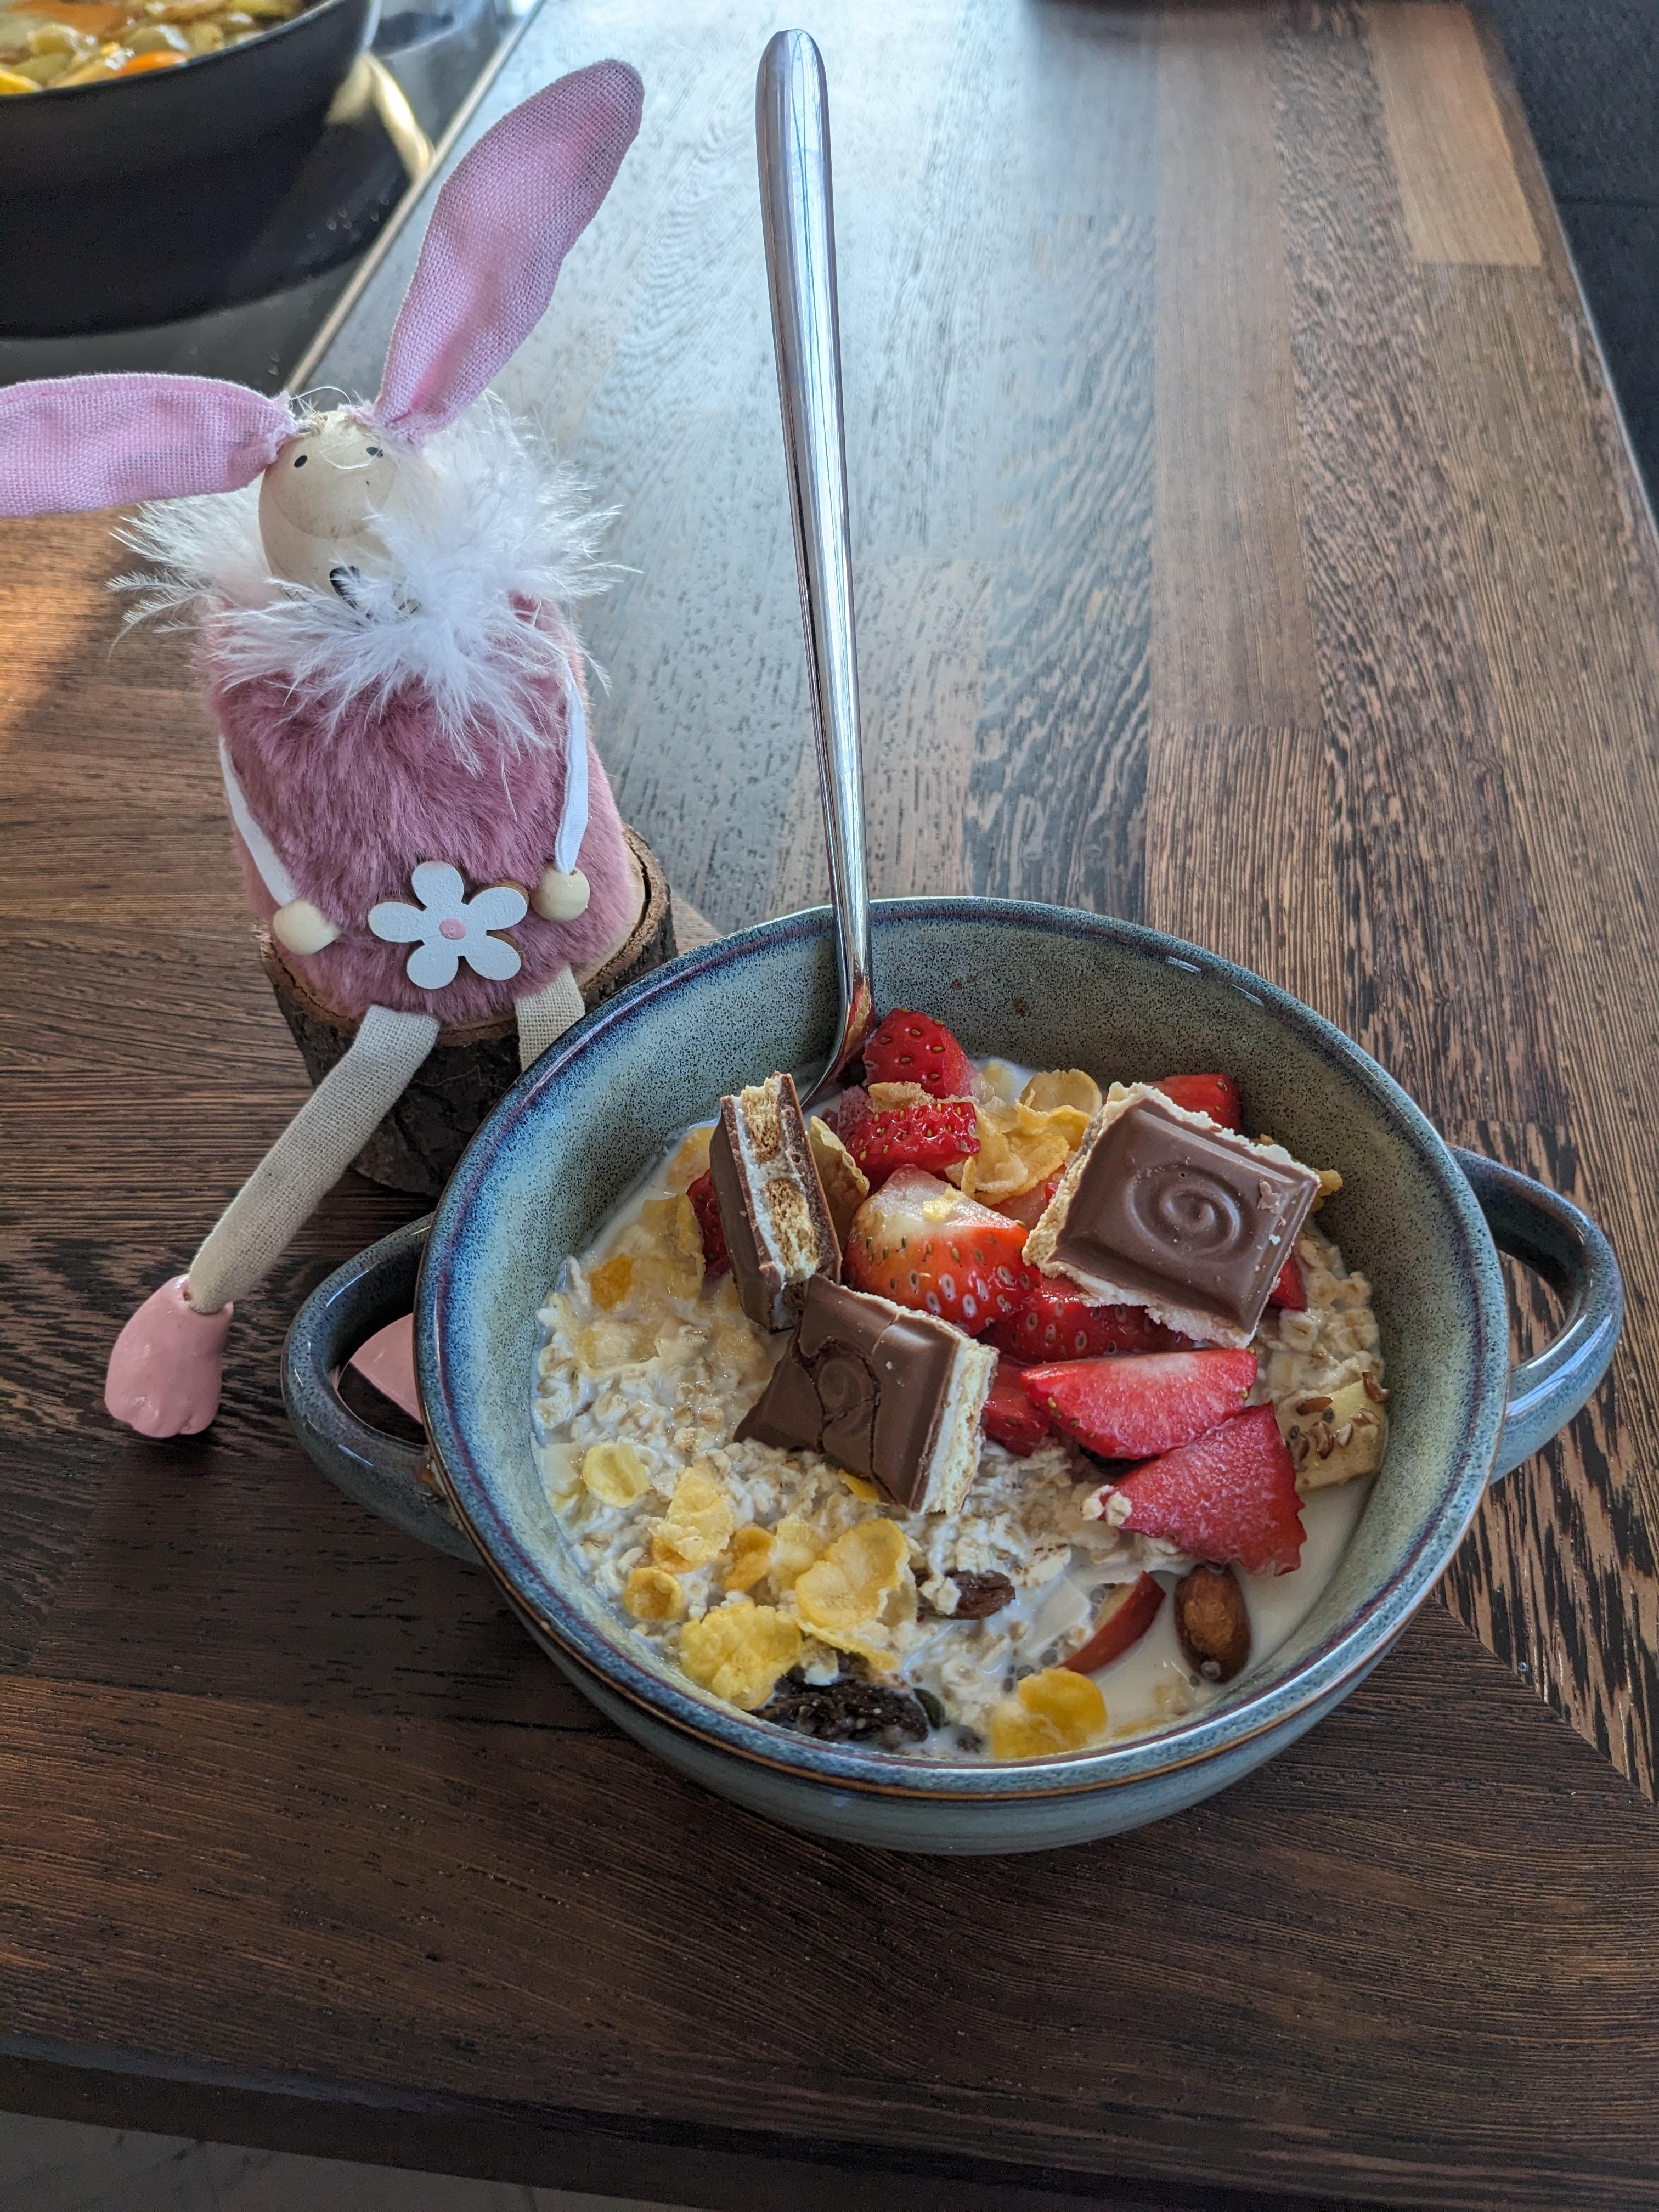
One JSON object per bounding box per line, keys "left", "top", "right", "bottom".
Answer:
{"left": 0, "top": 374, "right": 295, "bottom": 518}
{"left": 373, "top": 59, "right": 644, "bottom": 445}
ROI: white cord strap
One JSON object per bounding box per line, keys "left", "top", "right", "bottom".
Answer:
{"left": 219, "top": 737, "right": 300, "bottom": 907}
{"left": 552, "top": 657, "right": 589, "bottom": 876}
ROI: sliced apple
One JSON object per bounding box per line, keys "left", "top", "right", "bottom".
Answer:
{"left": 1063, "top": 1571, "right": 1165, "bottom": 1675}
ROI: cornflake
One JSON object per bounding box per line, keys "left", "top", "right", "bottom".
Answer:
{"left": 808, "top": 1114, "right": 871, "bottom": 1242}
{"left": 624, "top": 1565, "right": 686, "bottom": 1623}
{"left": 989, "top": 1667, "right": 1107, "bottom": 1759}
{"left": 664, "top": 1126, "right": 713, "bottom": 1191}
{"left": 575, "top": 1317, "right": 657, "bottom": 1372}
{"left": 793, "top": 1518, "right": 913, "bottom": 1668}
{"left": 583, "top": 1440, "right": 651, "bottom": 1507}
{"left": 768, "top": 1513, "right": 828, "bottom": 1592}
{"left": 678, "top": 1602, "right": 802, "bottom": 1709}
{"left": 588, "top": 1254, "right": 635, "bottom": 1311}
{"left": 953, "top": 1096, "right": 1090, "bottom": 1204}
{"left": 651, "top": 1465, "right": 736, "bottom": 1571}
{"left": 1020, "top": 1068, "right": 1102, "bottom": 1120}
{"left": 631, "top": 1195, "right": 706, "bottom": 1301}
{"left": 724, "top": 1525, "right": 775, "bottom": 1593}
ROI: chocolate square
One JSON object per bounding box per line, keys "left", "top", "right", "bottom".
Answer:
{"left": 1030, "top": 1090, "right": 1319, "bottom": 1345}
{"left": 736, "top": 1277, "right": 993, "bottom": 1514}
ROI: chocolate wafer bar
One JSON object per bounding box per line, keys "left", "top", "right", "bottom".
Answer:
{"left": 1027, "top": 1084, "right": 1320, "bottom": 1347}
{"left": 708, "top": 1071, "right": 840, "bottom": 1330}
{"left": 736, "top": 1276, "right": 995, "bottom": 1515}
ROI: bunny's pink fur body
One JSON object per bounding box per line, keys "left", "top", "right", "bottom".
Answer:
{"left": 216, "top": 657, "right": 635, "bottom": 1025}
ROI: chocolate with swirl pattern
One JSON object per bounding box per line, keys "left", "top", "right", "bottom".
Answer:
{"left": 1028, "top": 1089, "right": 1320, "bottom": 1346}
{"left": 736, "top": 1276, "right": 995, "bottom": 1514}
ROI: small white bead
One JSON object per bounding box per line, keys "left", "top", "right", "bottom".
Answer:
{"left": 533, "top": 866, "right": 591, "bottom": 921}
{"left": 272, "top": 898, "right": 340, "bottom": 955}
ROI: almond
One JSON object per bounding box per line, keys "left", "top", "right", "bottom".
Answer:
{"left": 1173, "top": 1563, "right": 1251, "bottom": 1683}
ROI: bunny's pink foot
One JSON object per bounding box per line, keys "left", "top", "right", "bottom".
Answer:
{"left": 105, "top": 1277, "right": 233, "bottom": 1438}
{"left": 349, "top": 1313, "right": 421, "bottom": 1424}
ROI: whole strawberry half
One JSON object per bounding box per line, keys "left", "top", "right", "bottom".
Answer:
{"left": 845, "top": 1167, "right": 1036, "bottom": 1333}
{"left": 837, "top": 1084, "right": 979, "bottom": 1187}
{"left": 1097, "top": 1404, "right": 1305, "bottom": 1575}
{"left": 1267, "top": 1252, "right": 1306, "bottom": 1311}
{"left": 986, "top": 1279, "right": 1192, "bottom": 1363}
{"left": 1154, "top": 1073, "right": 1243, "bottom": 1131}
{"left": 863, "top": 1008, "right": 976, "bottom": 1099}
{"left": 1022, "top": 1347, "right": 1259, "bottom": 1460}
{"left": 981, "top": 1357, "right": 1051, "bottom": 1456}
{"left": 687, "top": 1170, "right": 730, "bottom": 1278}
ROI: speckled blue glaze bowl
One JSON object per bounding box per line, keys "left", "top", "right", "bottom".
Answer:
{"left": 285, "top": 900, "right": 1621, "bottom": 1853}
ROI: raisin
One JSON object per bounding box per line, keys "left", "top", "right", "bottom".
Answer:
{"left": 945, "top": 1570, "right": 1015, "bottom": 1618}
{"left": 761, "top": 1673, "right": 929, "bottom": 1746}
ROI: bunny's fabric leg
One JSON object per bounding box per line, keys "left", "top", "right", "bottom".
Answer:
{"left": 106, "top": 1005, "right": 440, "bottom": 1438}
{"left": 515, "top": 966, "right": 586, "bottom": 1072}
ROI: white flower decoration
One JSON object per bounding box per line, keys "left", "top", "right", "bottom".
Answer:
{"left": 368, "top": 862, "right": 527, "bottom": 989}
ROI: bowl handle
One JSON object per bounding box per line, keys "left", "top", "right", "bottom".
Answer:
{"left": 1452, "top": 1149, "right": 1624, "bottom": 1481}
{"left": 281, "top": 1216, "right": 477, "bottom": 1561}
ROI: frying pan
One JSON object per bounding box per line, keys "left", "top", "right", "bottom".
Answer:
{"left": 0, "top": 0, "right": 379, "bottom": 335}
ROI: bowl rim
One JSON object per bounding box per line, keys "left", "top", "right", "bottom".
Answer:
{"left": 419, "top": 896, "right": 1509, "bottom": 1801}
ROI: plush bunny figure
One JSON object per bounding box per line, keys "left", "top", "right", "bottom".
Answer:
{"left": 0, "top": 60, "right": 645, "bottom": 1438}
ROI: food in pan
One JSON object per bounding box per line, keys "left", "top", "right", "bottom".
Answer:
{"left": 533, "top": 1007, "right": 1389, "bottom": 1761}
{"left": 0, "top": 0, "right": 303, "bottom": 92}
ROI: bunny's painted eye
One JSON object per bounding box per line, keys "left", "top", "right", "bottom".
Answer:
{"left": 366, "top": 445, "right": 383, "bottom": 458}
{"left": 293, "top": 453, "right": 308, "bottom": 468}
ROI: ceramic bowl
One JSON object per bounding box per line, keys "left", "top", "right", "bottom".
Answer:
{"left": 285, "top": 900, "right": 1622, "bottom": 1853}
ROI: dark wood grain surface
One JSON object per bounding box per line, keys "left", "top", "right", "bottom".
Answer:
{"left": 3, "top": 3, "right": 1658, "bottom": 2205}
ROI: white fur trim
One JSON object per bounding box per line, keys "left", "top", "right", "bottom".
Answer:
{"left": 115, "top": 396, "right": 613, "bottom": 769}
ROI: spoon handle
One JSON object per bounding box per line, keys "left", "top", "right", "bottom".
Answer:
{"left": 757, "top": 27, "right": 874, "bottom": 1096}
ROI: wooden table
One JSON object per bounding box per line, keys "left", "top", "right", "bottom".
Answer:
{"left": 5, "top": 3, "right": 1659, "bottom": 2204}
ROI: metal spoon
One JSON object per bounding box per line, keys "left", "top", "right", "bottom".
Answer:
{"left": 757, "top": 27, "right": 874, "bottom": 1105}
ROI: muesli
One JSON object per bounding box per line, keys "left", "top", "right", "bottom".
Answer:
{"left": 533, "top": 1011, "right": 1388, "bottom": 1761}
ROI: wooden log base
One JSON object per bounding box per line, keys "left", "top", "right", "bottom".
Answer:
{"left": 259, "top": 827, "right": 677, "bottom": 1198}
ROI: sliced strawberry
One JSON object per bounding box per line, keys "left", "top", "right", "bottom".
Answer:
{"left": 863, "top": 1008, "right": 976, "bottom": 1100}
{"left": 1267, "top": 1252, "right": 1306, "bottom": 1311}
{"left": 1100, "top": 1404, "right": 1305, "bottom": 1575}
{"left": 1154, "top": 1073, "right": 1243, "bottom": 1131}
{"left": 982, "top": 1357, "right": 1051, "bottom": 1456}
{"left": 845, "top": 1167, "right": 1036, "bottom": 1333}
{"left": 687, "top": 1170, "right": 730, "bottom": 1279}
{"left": 837, "top": 1084, "right": 978, "bottom": 1186}
{"left": 1022, "top": 1348, "right": 1259, "bottom": 1460}
{"left": 995, "top": 1170, "right": 1064, "bottom": 1231}
{"left": 1064, "top": 1572, "right": 1165, "bottom": 1674}
{"left": 986, "top": 1279, "right": 1192, "bottom": 1363}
